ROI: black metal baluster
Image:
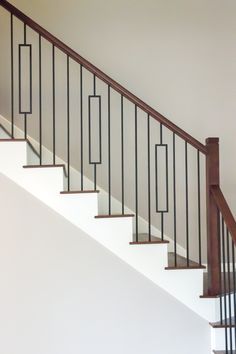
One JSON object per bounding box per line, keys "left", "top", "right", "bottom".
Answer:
{"left": 173, "top": 133, "right": 177, "bottom": 266}
{"left": 80, "top": 65, "right": 84, "bottom": 190}
{"left": 165, "top": 139, "right": 169, "bottom": 222}
{"left": 217, "top": 209, "right": 223, "bottom": 325}
{"left": 88, "top": 79, "right": 101, "bottom": 192}
{"left": 67, "top": 55, "right": 70, "bottom": 191}
{"left": 121, "top": 95, "right": 124, "bottom": 214}
{"left": 39, "top": 34, "right": 42, "bottom": 164}
{"left": 135, "top": 105, "right": 138, "bottom": 240}
{"left": 21, "top": 23, "right": 27, "bottom": 139}
{"left": 185, "top": 141, "right": 189, "bottom": 266}
{"left": 155, "top": 125, "right": 169, "bottom": 242}
{"left": 24, "top": 23, "right": 30, "bottom": 139}
{"left": 93, "top": 74, "right": 97, "bottom": 190}
{"left": 232, "top": 241, "right": 236, "bottom": 350}
{"left": 52, "top": 44, "right": 56, "bottom": 164}
{"left": 19, "top": 23, "right": 32, "bottom": 139}
{"left": 222, "top": 218, "right": 229, "bottom": 352}
{"left": 147, "top": 114, "right": 151, "bottom": 241}
{"left": 108, "top": 85, "right": 111, "bottom": 214}
{"left": 29, "top": 30, "right": 32, "bottom": 117}
{"left": 226, "top": 229, "right": 233, "bottom": 352}
{"left": 10, "top": 14, "right": 14, "bottom": 138}
{"left": 197, "top": 150, "right": 202, "bottom": 265}
{"left": 159, "top": 124, "right": 164, "bottom": 240}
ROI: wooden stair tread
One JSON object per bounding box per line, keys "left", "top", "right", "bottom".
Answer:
{"left": 210, "top": 317, "right": 235, "bottom": 328}
{"left": 95, "top": 214, "right": 134, "bottom": 218}
{"left": 165, "top": 252, "right": 205, "bottom": 270}
{"left": 202, "top": 272, "right": 235, "bottom": 298}
{"left": 0, "top": 138, "right": 26, "bottom": 142}
{"left": 130, "top": 233, "right": 169, "bottom": 244}
{"left": 60, "top": 190, "right": 100, "bottom": 194}
{"left": 23, "top": 164, "right": 65, "bottom": 168}
{"left": 23, "top": 164, "right": 67, "bottom": 177}
{"left": 213, "top": 351, "right": 236, "bottom": 354}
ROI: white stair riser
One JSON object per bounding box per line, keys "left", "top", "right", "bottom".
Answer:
{"left": 0, "top": 141, "right": 27, "bottom": 167}
{"left": 57, "top": 194, "right": 99, "bottom": 221}
{"left": 212, "top": 327, "right": 236, "bottom": 350}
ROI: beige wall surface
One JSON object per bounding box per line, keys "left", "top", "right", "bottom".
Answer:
{"left": 7, "top": 0, "right": 236, "bottom": 208}
{"left": 0, "top": 0, "right": 236, "bottom": 258}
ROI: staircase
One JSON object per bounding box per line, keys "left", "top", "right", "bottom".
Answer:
{"left": 0, "top": 1, "right": 236, "bottom": 353}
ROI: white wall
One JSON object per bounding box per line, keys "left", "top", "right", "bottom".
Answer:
{"left": 6, "top": 0, "right": 236, "bottom": 213}
{"left": 0, "top": 172, "right": 211, "bottom": 354}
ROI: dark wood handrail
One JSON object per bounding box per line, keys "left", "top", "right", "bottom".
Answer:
{"left": 211, "top": 185, "right": 236, "bottom": 245}
{"left": 0, "top": 0, "right": 207, "bottom": 154}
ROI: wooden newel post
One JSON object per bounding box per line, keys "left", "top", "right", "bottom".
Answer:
{"left": 206, "top": 137, "right": 220, "bottom": 296}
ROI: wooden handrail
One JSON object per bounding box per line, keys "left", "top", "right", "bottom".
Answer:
{"left": 0, "top": 0, "right": 207, "bottom": 154}
{"left": 211, "top": 185, "right": 236, "bottom": 245}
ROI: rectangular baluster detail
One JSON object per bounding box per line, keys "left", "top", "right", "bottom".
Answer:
{"left": 88, "top": 95, "right": 102, "bottom": 165}
{"left": 18, "top": 43, "right": 32, "bottom": 115}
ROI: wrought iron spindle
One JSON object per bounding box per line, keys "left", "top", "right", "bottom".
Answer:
{"left": 108, "top": 85, "right": 111, "bottom": 214}
{"left": 221, "top": 218, "right": 229, "bottom": 352}
{"left": 197, "top": 149, "right": 202, "bottom": 265}
{"left": 88, "top": 74, "right": 101, "bottom": 191}
{"left": 121, "top": 95, "right": 124, "bottom": 215}
{"left": 173, "top": 133, "right": 177, "bottom": 266}
{"left": 52, "top": 44, "right": 56, "bottom": 164}
{"left": 19, "top": 22, "right": 32, "bottom": 139}
{"left": 39, "top": 34, "right": 42, "bottom": 164}
{"left": 134, "top": 105, "right": 138, "bottom": 240}
{"left": 165, "top": 133, "right": 169, "bottom": 233}
{"left": 159, "top": 123, "right": 164, "bottom": 240}
{"left": 185, "top": 141, "right": 189, "bottom": 266}
{"left": 67, "top": 55, "right": 70, "bottom": 191}
{"left": 80, "top": 65, "right": 84, "bottom": 190}
{"left": 218, "top": 210, "right": 223, "bottom": 325}
{"left": 147, "top": 114, "right": 151, "bottom": 241}
{"left": 93, "top": 75, "right": 97, "bottom": 190}
{"left": 10, "top": 13, "right": 14, "bottom": 138}
{"left": 226, "top": 229, "right": 233, "bottom": 351}
{"left": 232, "top": 241, "right": 236, "bottom": 350}
{"left": 23, "top": 23, "right": 27, "bottom": 139}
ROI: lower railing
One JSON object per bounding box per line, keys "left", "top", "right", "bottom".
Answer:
{"left": 211, "top": 186, "right": 236, "bottom": 353}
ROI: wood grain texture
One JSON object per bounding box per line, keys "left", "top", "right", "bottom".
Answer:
{"left": 205, "top": 138, "right": 221, "bottom": 296}
{"left": 202, "top": 272, "right": 235, "bottom": 298}
{"left": 130, "top": 233, "right": 169, "bottom": 245}
{"left": 165, "top": 252, "right": 205, "bottom": 270}
{"left": 213, "top": 351, "right": 236, "bottom": 354}
{"left": 95, "top": 214, "right": 134, "bottom": 218}
{"left": 23, "top": 164, "right": 67, "bottom": 177}
{"left": 60, "top": 190, "right": 100, "bottom": 194}
{"left": 210, "top": 317, "right": 235, "bottom": 328}
{"left": 211, "top": 185, "right": 236, "bottom": 245}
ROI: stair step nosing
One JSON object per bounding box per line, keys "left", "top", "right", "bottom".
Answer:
{"left": 23, "top": 164, "right": 67, "bottom": 177}
{"left": 130, "top": 240, "right": 169, "bottom": 245}
{"left": 60, "top": 190, "right": 100, "bottom": 194}
{"left": 95, "top": 214, "right": 134, "bottom": 219}
{"left": 165, "top": 265, "right": 206, "bottom": 270}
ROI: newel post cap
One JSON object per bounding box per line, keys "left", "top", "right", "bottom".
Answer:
{"left": 205, "top": 137, "right": 219, "bottom": 145}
